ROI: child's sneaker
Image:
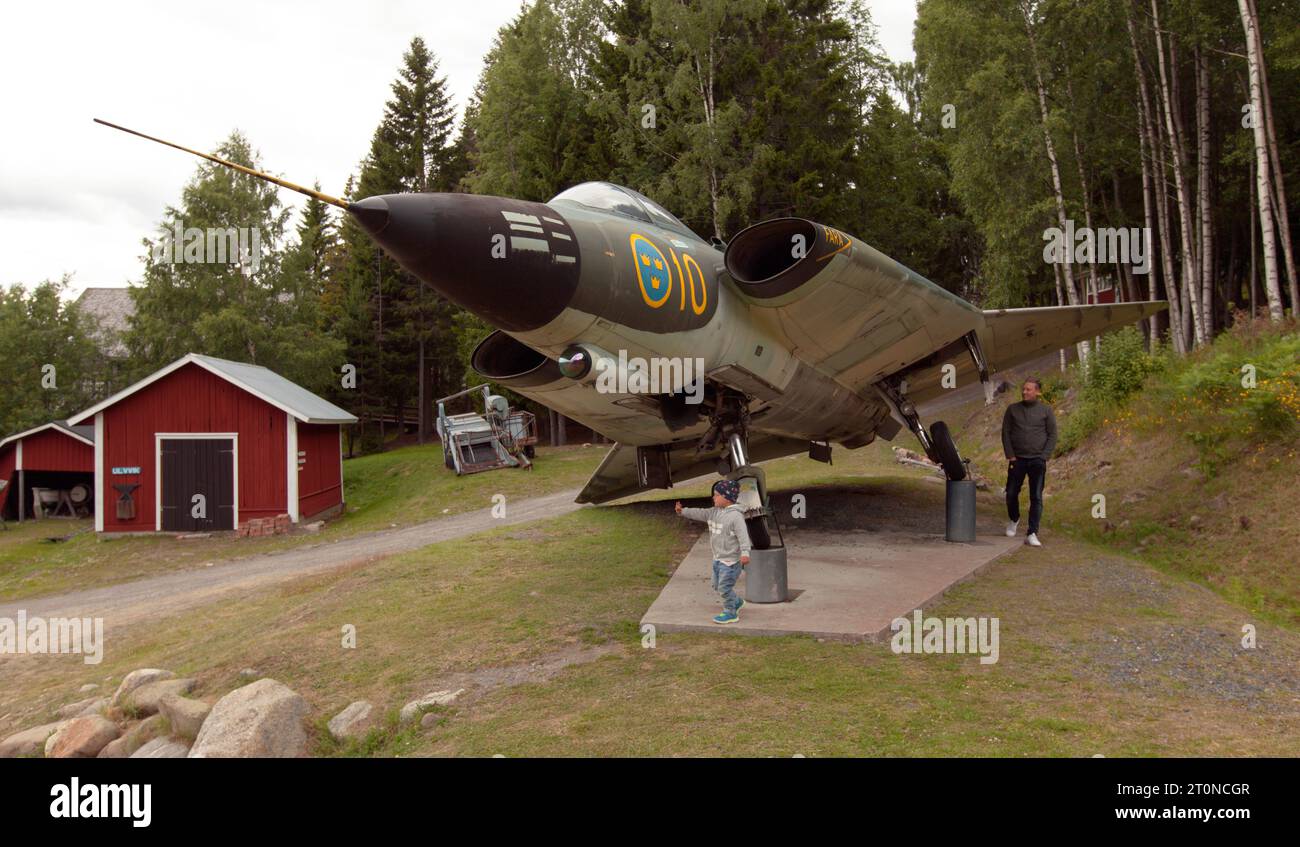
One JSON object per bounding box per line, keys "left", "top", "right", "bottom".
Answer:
{"left": 736, "top": 598, "right": 745, "bottom": 612}
{"left": 713, "top": 611, "right": 740, "bottom": 624}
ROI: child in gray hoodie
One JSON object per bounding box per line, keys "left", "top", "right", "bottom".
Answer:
{"left": 675, "top": 479, "right": 752, "bottom": 624}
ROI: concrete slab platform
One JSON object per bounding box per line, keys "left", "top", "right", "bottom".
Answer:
{"left": 641, "top": 528, "right": 1021, "bottom": 643}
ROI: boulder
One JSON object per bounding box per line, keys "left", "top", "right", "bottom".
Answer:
{"left": 0, "top": 721, "right": 69, "bottom": 758}
{"left": 131, "top": 737, "right": 190, "bottom": 758}
{"left": 96, "top": 737, "right": 131, "bottom": 758}
{"left": 327, "top": 701, "right": 376, "bottom": 742}
{"left": 96, "top": 714, "right": 165, "bottom": 759}
{"left": 48, "top": 715, "right": 120, "bottom": 758}
{"left": 399, "top": 689, "right": 465, "bottom": 724}
{"left": 56, "top": 696, "right": 108, "bottom": 719}
{"left": 188, "top": 679, "right": 310, "bottom": 758}
{"left": 158, "top": 694, "right": 211, "bottom": 739}
{"left": 111, "top": 669, "right": 175, "bottom": 708}
{"left": 124, "top": 678, "right": 196, "bottom": 715}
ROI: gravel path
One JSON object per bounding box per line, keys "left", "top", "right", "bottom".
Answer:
{"left": 0, "top": 488, "right": 587, "bottom": 629}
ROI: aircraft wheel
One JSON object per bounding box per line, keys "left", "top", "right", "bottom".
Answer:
{"left": 929, "top": 421, "right": 967, "bottom": 481}
{"left": 745, "top": 516, "right": 772, "bottom": 550}
{"left": 524, "top": 445, "right": 536, "bottom": 459}
{"left": 443, "top": 445, "right": 455, "bottom": 470}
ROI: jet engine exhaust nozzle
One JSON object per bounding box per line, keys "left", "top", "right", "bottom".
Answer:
{"left": 724, "top": 217, "right": 849, "bottom": 300}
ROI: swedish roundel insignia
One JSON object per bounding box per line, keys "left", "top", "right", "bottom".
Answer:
{"left": 630, "top": 233, "right": 672, "bottom": 308}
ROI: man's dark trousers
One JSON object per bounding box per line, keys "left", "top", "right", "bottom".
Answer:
{"left": 1006, "top": 457, "right": 1047, "bottom": 535}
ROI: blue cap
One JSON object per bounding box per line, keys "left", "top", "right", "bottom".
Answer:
{"left": 712, "top": 479, "right": 740, "bottom": 503}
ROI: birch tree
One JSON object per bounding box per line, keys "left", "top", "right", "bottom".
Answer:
{"left": 1238, "top": 0, "right": 1284, "bottom": 320}
{"left": 1022, "top": 1, "right": 1089, "bottom": 365}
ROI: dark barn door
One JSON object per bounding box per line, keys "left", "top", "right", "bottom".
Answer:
{"left": 160, "top": 438, "right": 235, "bottom": 531}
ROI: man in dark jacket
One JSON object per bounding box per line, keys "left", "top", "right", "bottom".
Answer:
{"left": 1001, "top": 377, "right": 1057, "bottom": 547}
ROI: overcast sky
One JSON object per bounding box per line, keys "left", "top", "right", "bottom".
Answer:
{"left": 0, "top": 0, "right": 917, "bottom": 296}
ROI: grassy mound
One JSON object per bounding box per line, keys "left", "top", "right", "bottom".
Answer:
{"left": 946, "top": 318, "right": 1300, "bottom": 627}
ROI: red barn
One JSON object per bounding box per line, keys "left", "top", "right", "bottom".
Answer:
{"left": 0, "top": 421, "right": 96, "bottom": 520}
{"left": 68, "top": 354, "right": 357, "bottom": 534}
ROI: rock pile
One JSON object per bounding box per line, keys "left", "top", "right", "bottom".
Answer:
{"left": 2, "top": 671, "right": 470, "bottom": 757}
{"left": 1, "top": 670, "right": 313, "bottom": 758}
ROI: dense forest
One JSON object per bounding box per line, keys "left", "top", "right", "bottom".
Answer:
{"left": 2, "top": 0, "right": 1295, "bottom": 447}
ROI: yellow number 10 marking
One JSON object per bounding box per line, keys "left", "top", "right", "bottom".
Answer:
{"left": 632, "top": 230, "right": 709, "bottom": 316}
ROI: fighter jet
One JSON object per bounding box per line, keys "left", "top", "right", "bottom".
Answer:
{"left": 96, "top": 119, "right": 1166, "bottom": 507}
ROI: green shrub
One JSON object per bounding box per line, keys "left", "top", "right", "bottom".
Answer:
{"left": 1038, "top": 372, "right": 1069, "bottom": 405}
{"left": 1054, "top": 326, "right": 1164, "bottom": 455}
{"left": 1085, "top": 326, "right": 1166, "bottom": 405}
{"left": 1055, "top": 398, "right": 1101, "bottom": 455}
{"left": 1153, "top": 323, "right": 1300, "bottom": 472}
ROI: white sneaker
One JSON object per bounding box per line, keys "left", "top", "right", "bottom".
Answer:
{"left": 1025, "top": 533, "right": 1042, "bottom": 547}
{"left": 1005, "top": 520, "right": 1019, "bottom": 537}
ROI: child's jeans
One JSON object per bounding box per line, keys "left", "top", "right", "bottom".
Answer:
{"left": 711, "top": 559, "right": 743, "bottom": 614}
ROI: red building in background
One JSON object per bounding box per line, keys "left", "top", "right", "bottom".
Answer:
{"left": 1085, "top": 281, "right": 1117, "bottom": 305}
{"left": 68, "top": 353, "right": 356, "bottom": 534}
{"left": 0, "top": 422, "right": 95, "bottom": 520}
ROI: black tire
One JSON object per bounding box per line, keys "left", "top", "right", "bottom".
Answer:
{"left": 524, "top": 444, "right": 536, "bottom": 459}
{"left": 745, "top": 516, "right": 772, "bottom": 550}
{"left": 443, "top": 445, "right": 455, "bottom": 470}
{"left": 929, "top": 421, "right": 966, "bottom": 481}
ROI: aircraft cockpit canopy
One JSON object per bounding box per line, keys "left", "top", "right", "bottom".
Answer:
{"left": 550, "top": 182, "right": 700, "bottom": 241}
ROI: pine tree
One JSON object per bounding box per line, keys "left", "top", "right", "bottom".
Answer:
{"left": 345, "top": 37, "right": 461, "bottom": 444}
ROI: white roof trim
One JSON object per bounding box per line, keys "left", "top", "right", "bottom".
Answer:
{"left": 0, "top": 422, "right": 95, "bottom": 452}
{"left": 68, "top": 353, "right": 357, "bottom": 426}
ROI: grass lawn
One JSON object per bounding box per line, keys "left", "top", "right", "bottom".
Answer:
{"left": 4, "top": 474, "right": 1296, "bottom": 757}
{"left": 0, "top": 422, "right": 936, "bottom": 604}
{"left": 0, "top": 443, "right": 605, "bottom": 601}
{"left": 4, "top": 389, "right": 1297, "bottom": 757}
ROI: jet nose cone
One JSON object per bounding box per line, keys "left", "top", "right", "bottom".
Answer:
{"left": 348, "top": 192, "right": 580, "bottom": 333}
{"left": 349, "top": 196, "right": 390, "bottom": 235}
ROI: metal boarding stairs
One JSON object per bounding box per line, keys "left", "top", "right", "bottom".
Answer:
{"left": 436, "top": 385, "right": 537, "bottom": 475}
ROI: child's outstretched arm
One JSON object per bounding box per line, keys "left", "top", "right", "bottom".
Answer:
{"left": 675, "top": 501, "right": 712, "bottom": 522}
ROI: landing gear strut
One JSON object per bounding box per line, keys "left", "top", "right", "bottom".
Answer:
{"left": 691, "top": 386, "right": 782, "bottom": 552}
{"left": 878, "top": 377, "right": 967, "bottom": 482}
{"left": 695, "top": 387, "right": 750, "bottom": 462}
{"left": 963, "top": 330, "right": 996, "bottom": 406}
{"left": 728, "top": 432, "right": 749, "bottom": 470}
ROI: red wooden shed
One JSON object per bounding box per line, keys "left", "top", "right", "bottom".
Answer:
{"left": 67, "top": 353, "right": 357, "bottom": 534}
{"left": 0, "top": 421, "right": 96, "bottom": 520}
